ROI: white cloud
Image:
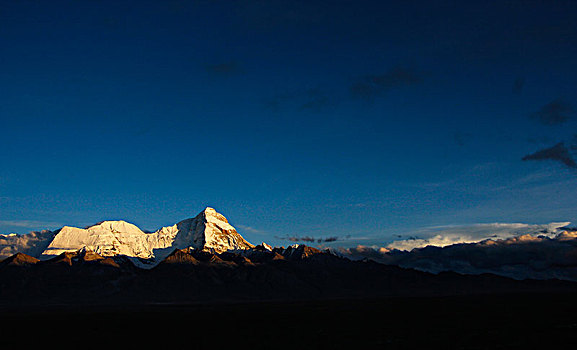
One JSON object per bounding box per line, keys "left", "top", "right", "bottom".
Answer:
{"left": 0, "top": 220, "right": 62, "bottom": 230}
{"left": 387, "top": 222, "right": 570, "bottom": 251}
{"left": 336, "top": 225, "right": 577, "bottom": 281}
{"left": 237, "top": 224, "right": 266, "bottom": 235}
{"left": 0, "top": 229, "right": 55, "bottom": 259}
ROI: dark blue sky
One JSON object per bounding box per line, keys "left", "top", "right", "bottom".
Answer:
{"left": 1, "top": 0, "right": 577, "bottom": 247}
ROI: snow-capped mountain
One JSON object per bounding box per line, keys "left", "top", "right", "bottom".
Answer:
{"left": 2, "top": 209, "right": 577, "bottom": 308}
{"left": 1, "top": 207, "right": 254, "bottom": 263}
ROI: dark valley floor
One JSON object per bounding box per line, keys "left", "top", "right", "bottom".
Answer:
{"left": 1, "top": 293, "right": 577, "bottom": 349}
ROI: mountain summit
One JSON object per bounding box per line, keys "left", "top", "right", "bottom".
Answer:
{"left": 171, "top": 207, "right": 254, "bottom": 253}
{"left": 1, "top": 207, "right": 253, "bottom": 264}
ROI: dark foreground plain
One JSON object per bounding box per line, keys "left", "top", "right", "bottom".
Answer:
{"left": 1, "top": 293, "right": 577, "bottom": 349}
{"left": 1, "top": 246, "right": 577, "bottom": 349}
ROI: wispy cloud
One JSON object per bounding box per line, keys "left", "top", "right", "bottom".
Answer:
{"left": 512, "top": 76, "right": 525, "bottom": 94}
{"left": 522, "top": 142, "right": 577, "bottom": 169}
{"left": 204, "top": 61, "right": 244, "bottom": 76}
{"left": 324, "top": 202, "right": 368, "bottom": 209}
{"left": 237, "top": 224, "right": 267, "bottom": 235}
{"left": 453, "top": 131, "right": 472, "bottom": 147}
{"left": 0, "top": 220, "right": 62, "bottom": 229}
{"left": 350, "top": 66, "right": 425, "bottom": 101}
{"left": 530, "top": 99, "right": 574, "bottom": 125}
{"left": 276, "top": 234, "right": 351, "bottom": 244}
{"left": 386, "top": 222, "right": 570, "bottom": 251}
{"left": 336, "top": 228, "right": 577, "bottom": 281}
{"left": 263, "top": 88, "right": 332, "bottom": 112}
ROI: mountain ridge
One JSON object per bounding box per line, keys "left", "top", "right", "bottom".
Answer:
{"left": 2, "top": 243, "right": 575, "bottom": 308}
{"left": 0, "top": 207, "right": 254, "bottom": 266}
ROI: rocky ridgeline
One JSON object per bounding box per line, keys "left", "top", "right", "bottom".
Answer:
{"left": 1, "top": 208, "right": 577, "bottom": 306}
{"left": 2, "top": 242, "right": 575, "bottom": 307}
{"left": 0, "top": 207, "right": 255, "bottom": 264}
{"left": 0, "top": 243, "right": 332, "bottom": 270}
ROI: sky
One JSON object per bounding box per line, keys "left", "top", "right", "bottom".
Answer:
{"left": 1, "top": 0, "right": 577, "bottom": 248}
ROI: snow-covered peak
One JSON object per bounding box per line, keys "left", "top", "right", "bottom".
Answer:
{"left": 201, "top": 207, "right": 229, "bottom": 223}
{"left": 0, "top": 233, "right": 18, "bottom": 238}
{"left": 85, "top": 220, "right": 144, "bottom": 235}
{"left": 36, "top": 208, "right": 255, "bottom": 265}
{"left": 203, "top": 207, "right": 217, "bottom": 214}
{"left": 172, "top": 207, "right": 254, "bottom": 253}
